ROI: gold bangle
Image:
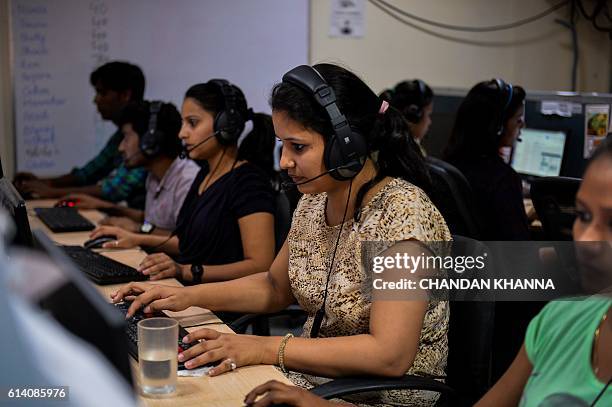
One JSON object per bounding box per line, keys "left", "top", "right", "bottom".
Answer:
{"left": 278, "top": 333, "right": 294, "bottom": 374}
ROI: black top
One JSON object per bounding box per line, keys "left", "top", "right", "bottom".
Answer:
{"left": 175, "top": 162, "right": 275, "bottom": 266}
{"left": 452, "top": 155, "right": 530, "bottom": 240}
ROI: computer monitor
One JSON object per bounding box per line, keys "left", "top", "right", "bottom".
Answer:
{"left": 25, "top": 230, "right": 134, "bottom": 386}
{"left": 0, "top": 178, "right": 33, "bottom": 247}
{"left": 511, "top": 128, "right": 567, "bottom": 178}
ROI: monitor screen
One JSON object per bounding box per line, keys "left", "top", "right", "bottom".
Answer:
{"left": 511, "top": 128, "right": 566, "bottom": 177}
{"left": 24, "top": 230, "right": 134, "bottom": 386}
{"left": 0, "top": 179, "right": 32, "bottom": 247}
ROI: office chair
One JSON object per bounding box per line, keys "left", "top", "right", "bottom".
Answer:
{"left": 530, "top": 176, "right": 581, "bottom": 241}
{"left": 274, "top": 190, "right": 292, "bottom": 254}
{"left": 426, "top": 157, "right": 484, "bottom": 240}
{"left": 307, "top": 236, "right": 495, "bottom": 407}
{"left": 229, "top": 304, "right": 306, "bottom": 336}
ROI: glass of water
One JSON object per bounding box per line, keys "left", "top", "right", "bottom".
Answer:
{"left": 137, "top": 317, "right": 178, "bottom": 396}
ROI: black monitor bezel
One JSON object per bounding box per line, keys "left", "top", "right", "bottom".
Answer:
{"left": 31, "top": 230, "right": 134, "bottom": 387}
{"left": 0, "top": 178, "right": 33, "bottom": 247}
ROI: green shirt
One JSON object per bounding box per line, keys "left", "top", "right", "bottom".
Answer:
{"left": 70, "top": 129, "right": 147, "bottom": 206}
{"left": 520, "top": 297, "right": 612, "bottom": 407}
{"left": 71, "top": 130, "right": 123, "bottom": 185}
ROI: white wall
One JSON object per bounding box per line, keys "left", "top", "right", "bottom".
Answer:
{"left": 310, "top": 0, "right": 611, "bottom": 94}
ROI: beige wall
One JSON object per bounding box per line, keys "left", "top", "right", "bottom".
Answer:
{"left": 310, "top": 0, "right": 611, "bottom": 94}
{"left": 0, "top": 0, "right": 13, "bottom": 179}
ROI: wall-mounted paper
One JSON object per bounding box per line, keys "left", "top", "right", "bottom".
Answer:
{"left": 330, "top": 0, "right": 365, "bottom": 38}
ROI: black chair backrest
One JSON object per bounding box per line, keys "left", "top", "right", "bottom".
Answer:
{"left": 426, "top": 157, "right": 483, "bottom": 240}
{"left": 444, "top": 235, "right": 495, "bottom": 407}
{"left": 274, "top": 191, "right": 292, "bottom": 254}
{"left": 530, "top": 176, "right": 581, "bottom": 241}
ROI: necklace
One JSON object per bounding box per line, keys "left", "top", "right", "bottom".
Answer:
{"left": 593, "top": 307, "right": 609, "bottom": 376}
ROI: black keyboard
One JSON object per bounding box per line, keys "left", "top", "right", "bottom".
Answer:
{"left": 114, "top": 302, "right": 214, "bottom": 371}
{"left": 35, "top": 207, "right": 95, "bottom": 232}
{"left": 61, "top": 245, "right": 147, "bottom": 285}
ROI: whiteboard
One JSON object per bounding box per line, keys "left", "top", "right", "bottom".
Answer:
{"left": 11, "top": 0, "right": 309, "bottom": 175}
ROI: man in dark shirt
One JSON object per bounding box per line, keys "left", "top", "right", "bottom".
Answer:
{"left": 14, "top": 61, "right": 147, "bottom": 206}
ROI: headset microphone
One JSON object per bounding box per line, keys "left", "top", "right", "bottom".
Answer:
{"left": 280, "top": 164, "right": 355, "bottom": 190}
{"left": 179, "top": 133, "right": 216, "bottom": 159}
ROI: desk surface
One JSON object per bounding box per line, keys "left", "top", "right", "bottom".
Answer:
{"left": 26, "top": 199, "right": 291, "bottom": 406}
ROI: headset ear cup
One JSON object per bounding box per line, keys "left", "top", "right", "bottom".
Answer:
{"left": 324, "top": 136, "right": 352, "bottom": 181}
{"left": 323, "top": 131, "right": 365, "bottom": 181}
{"left": 214, "top": 111, "right": 229, "bottom": 145}
{"left": 209, "top": 79, "right": 247, "bottom": 146}
{"left": 323, "top": 136, "right": 337, "bottom": 179}
{"left": 140, "top": 130, "right": 163, "bottom": 157}
{"left": 491, "top": 78, "right": 513, "bottom": 140}
{"left": 213, "top": 109, "right": 245, "bottom": 145}
{"left": 140, "top": 101, "right": 163, "bottom": 157}
{"left": 404, "top": 104, "right": 422, "bottom": 123}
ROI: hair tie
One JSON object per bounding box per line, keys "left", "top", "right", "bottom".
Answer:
{"left": 379, "top": 100, "right": 389, "bottom": 115}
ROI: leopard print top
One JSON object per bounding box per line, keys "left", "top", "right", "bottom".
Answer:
{"left": 286, "top": 178, "right": 452, "bottom": 407}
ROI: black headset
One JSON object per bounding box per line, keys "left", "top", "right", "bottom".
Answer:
{"left": 490, "top": 78, "right": 514, "bottom": 137}
{"left": 282, "top": 65, "right": 367, "bottom": 181}
{"left": 403, "top": 79, "right": 427, "bottom": 123}
{"left": 139, "top": 101, "right": 164, "bottom": 157}
{"left": 208, "top": 79, "right": 247, "bottom": 146}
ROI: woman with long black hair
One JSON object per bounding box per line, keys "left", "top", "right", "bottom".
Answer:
{"left": 444, "top": 79, "right": 527, "bottom": 241}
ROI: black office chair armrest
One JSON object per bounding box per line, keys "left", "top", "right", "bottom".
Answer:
{"left": 228, "top": 313, "right": 259, "bottom": 333}
{"left": 310, "top": 375, "right": 452, "bottom": 400}
{"left": 228, "top": 305, "right": 306, "bottom": 334}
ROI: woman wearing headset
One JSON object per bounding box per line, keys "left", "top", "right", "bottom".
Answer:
{"left": 444, "top": 79, "right": 533, "bottom": 381}
{"left": 92, "top": 80, "right": 277, "bottom": 284}
{"left": 380, "top": 79, "right": 434, "bottom": 154}
{"left": 111, "top": 64, "right": 451, "bottom": 406}
{"left": 443, "top": 79, "right": 527, "bottom": 241}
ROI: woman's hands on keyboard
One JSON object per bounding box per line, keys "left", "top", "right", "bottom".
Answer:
{"left": 110, "top": 282, "right": 194, "bottom": 317}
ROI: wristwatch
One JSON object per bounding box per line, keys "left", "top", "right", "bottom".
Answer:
{"left": 140, "top": 221, "right": 156, "bottom": 234}
{"left": 191, "top": 264, "right": 204, "bottom": 283}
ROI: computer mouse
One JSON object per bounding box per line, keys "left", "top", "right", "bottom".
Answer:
{"left": 55, "top": 198, "right": 79, "bottom": 208}
{"left": 83, "top": 235, "right": 117, "bottom": 249}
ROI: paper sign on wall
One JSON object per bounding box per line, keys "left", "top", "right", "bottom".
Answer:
{"left": 584, "top": 104, "right": 610, "bottom": 158}
{"left": 330, "top": 0, "right": 365, "bottom": 38}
